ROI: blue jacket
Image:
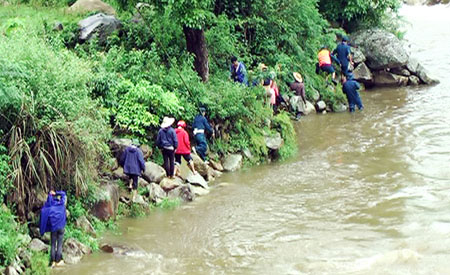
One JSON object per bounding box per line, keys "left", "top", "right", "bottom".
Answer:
{"left": 333, "top": 42, "right": 351, "bottom": 66}
{"left": 156, "top": 127, "right": 178, "bottom": 150}
{"left": 40, "top": 191, "right": 66, "bottom": 235}
{"left": 120, "top": 145, "right": 145, "bottom": 176}
{"left": 230, "top": 62, "right": 249, "bottom": 86}
{"left": 343, "top": 79, "right": 361, "bottom": 102}
{"left": 193, "top": 114, "right": 213, "bottom": 135}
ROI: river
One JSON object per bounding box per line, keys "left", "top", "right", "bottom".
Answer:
{"left": 61, "top": 4, "right": 450, "bottom": 275}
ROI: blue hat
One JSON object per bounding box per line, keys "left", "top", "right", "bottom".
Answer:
{"left": 342, "top": 36, "right": 349, "bottom": 42}
{"left": 345, "top": 72, "right": 354, "bottom": 79}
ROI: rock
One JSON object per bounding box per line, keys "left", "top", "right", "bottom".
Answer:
{"left": 75, "top": 216, "right": 96, "bottom": 237}
{"left": 192, "top": 154, "right": 209, "bottom": 177}
{"left": 191, "top": 185, "right": 210, "bottom": 196}
{"left": 112, "top": 167, "right": 129, "bottom": 181}
{"left": 29, "top": 238, "right": 48, "bottom": 253}
{"left": 63, "top": 238, "right": 91, "bottom": 265}
{"left": 304, "top": 100, "right": 316, "bottom": 115}
{"left": 264, "top": 132, "right": 284, "bottom": 150}
{"left": 142, "top": 161, "right": 166, "bottom": 183}
{"left": 352, "top": 29, "right": 409, "bottom": 70}
{"left": 138, "top": 177, "right": 150, "bottom": 188}
{"left": 315, "top": 100, "right": 327, "bottom": 112}
{"left": 168, "top": 184, "right": 195, "bottom": 202}
{"left": 208, "top": 159, "right": 224, "bottom": 171}
{"left": 333, "top": 103, "right": 348, "bottom": 113}
{"left": 373, "top": 71, "right": 409, "bottom": 86}
{"left": 206, "top": 166, "right": 222, "bottom": 182}
{"left": 53, "top": 22, "right": 63, "bottom": 31}
{"left": 146, "top": 183, "right": 166, "bottom": 203}
{"left": 69, "top": 0, "right": 116, "bottom": 15}
{"left": 408, "top": 75, "right": 421, "bottom": 85}
{"left": 109, "top": 138, "right": 132, "bottom": 161}
{"left": 352, "top": 47, "right": 366, "bottom": 64}
{"left": 242, "top": 148, "right": 253, "bottom": 159}
{"left": 78, "top": 13, "right": 122, "bottom": 44}
{"left": 353, "top": 62, "right": 373, "bottom": 83}
{"left": 159, "top": 177, "right": 183, "bottom": 192}
{"left": 140, "top": 144, "right": 152, "bottom": 160}
{"left": 311, "top": 89, "right": 320, "bottom": 102}
{"left": 19, "top": 249, "right": 32, "bottom": 268}
{"left": 18, "top": 233, "right": 31, "bottom": 245}
{"left": 91, "top": 182, "right": 119, "bottom": 221}
{"left": 132, "top": 194, "right": 147, "bottom": 206}
{"left": 100, "top": 244, "right": 146, "bottom": 257}
{"left": 415, "top": 63, "right": 440, "bottom": 85}
{"left": 5, "top": 266, "right": 18, "bottom": 275}
{"left": 29, "top": 226, "right": 49, "bottom": 243}
{"left": 222, "top": 154, "right": 243, "bottom": 172}
{"left": 186, "top": 172, "right": 209, "bottom": 189}
{"left": 390, "top": 67, "right": 411, "bottom": 76}
{"left": 406, "top": 57, "right": 419, "bottom": 74}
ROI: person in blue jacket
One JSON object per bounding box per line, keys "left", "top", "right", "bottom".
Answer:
{"left": 156, "top": 117, "right": 178, "bottom": 179}
{"left": 333, "top": 36, "right": 353, "bottom": 76}
{"left": 230, "top": 56, "right": 249, "bottom": 86}
{"left": 120, "top": 140, "right": 146, "bottom": 201}
{"left": 40, "top": 190, "right": 66, "bottom": 268}
{"left": 192, "top": 107, "right": 213, "bottom": 162}
{"left": 341, "top": 73, "right": 364, "bottom": 112}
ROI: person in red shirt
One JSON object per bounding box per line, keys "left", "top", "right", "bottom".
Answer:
{"left": 174, "top": 120, "right": 197, "bottom": 176}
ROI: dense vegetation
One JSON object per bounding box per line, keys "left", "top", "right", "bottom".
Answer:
{"left": 0, "top": 0, "right": 401, "bottom": 271}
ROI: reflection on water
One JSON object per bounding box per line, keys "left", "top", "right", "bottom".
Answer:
{"left": 60, "top": 5, "right": 450, "bottom": 275}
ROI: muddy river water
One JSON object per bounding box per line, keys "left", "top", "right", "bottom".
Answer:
{"left": 62, "top": 5, "right": 450, "bottom": 274}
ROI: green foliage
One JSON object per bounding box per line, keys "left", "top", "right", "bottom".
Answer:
{"left": 27, "top": 251, "right": 50, "bottom": 275}
{"left": 155, "top": 198, "right": 181, "bottom": 210}
{"left": 0, "top": 145, "right": 13, "bottom": 201}
{"left": 271, "top": 112, "right": 298, "bottom": 160}
{"left": 0, "top": 208, "right": 25, "bottom": 267}
{"left": 65, "top": 224, "right": 99, "bottom": 250}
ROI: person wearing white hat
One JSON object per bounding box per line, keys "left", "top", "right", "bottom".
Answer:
{"left": 156, "top": 117, "right": 178, "bottom": 178}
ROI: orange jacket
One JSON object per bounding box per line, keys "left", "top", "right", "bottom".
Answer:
{"left": 318, "top": 49, "right": 332, "bottom": 66}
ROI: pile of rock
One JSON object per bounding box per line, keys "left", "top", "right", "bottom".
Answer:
{"left": 351, "top": 28, "right": 439, "bottom": 87}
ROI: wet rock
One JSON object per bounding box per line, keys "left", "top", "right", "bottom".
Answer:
{"left": 186, "top": 172, "right": 208, "bottom": 189}
{"left": 304, "top": 100, "right": 316, "bottom": 115}
{"left": 53, "top": 22, "right": 63, "bottom": 31}
{"left": 168, "top": 184, "right": 195, "bottom": 202}
{"left": 132, "top": 194, "right": 147, "bottom": 206}
{"left": 223, "top": 154, "right": 243, "bottom": 172}
{"left": 264, "top": 132, "right": 284, "bottom": 150}
{"left": 63, "top": 238, "right": 91, "bottom": 264}
{"left": 100, "top": 244, "right": 146, "bottom": 257}
{"left": 138, "top": 177, "right": 150, "bottom": 188}
{"left": 415, "top": 63, "right": 439, "bottom": 85}
{"left": 147, "top": 182, "right": 166, "bottom": 203}
{"left": 29, "top": 238, "right": 48, "bottom": 253}
{"left": 408, "top": 75, "right": 421, "bottom": 85}
{"left": 352, "top": 29, "right": 409, "bottom": 70}
{"left": 315, "top": 100, "right": 327, "bottom": 112}
{"left": 29, "top": 226, "right": 50, "bottom": 243}
{"left": 191, "top": 185, "right": 210, "bottom": 196}
{"left": 192, "top": 154, "right": 209, "bottom": 177}
{"left": 78, "top": 13, "right": 122, "bottom": 45}
{"left": 75, "top": 216, "right": 96, "bottom": 237}
{"left": 91, "top": 182, "right": 119, "bottom": 221}
{"left": 159, "top": 177, "right": 183, "bottom": 192}
{"left": 208, "top": 159, "right": 224, "bottom": 171}
{"left": 352, "top": 47, "right": 366, "bottom": 64}
{"left": 390, "top": 67, "right": 411, "bottom": 76}
{"left": 333, "top": 103, "right": 348, "bottom": 113}
{"left": 206, "top": 167, "right": 222, "bottom": 182}
{"left": 69, "top": 0, "right": 116, "bottom": 15}
{"left": 109, "top": 138, "right": 132, "bottom": 161}
{"left": 353, "top": 62, "right": 373, "bottom": 83}
{"left": 373, "top": 71, "right": 409, "bottom": 86}
{"left": 142, "top": 161, "right": 166, "bottom": 183}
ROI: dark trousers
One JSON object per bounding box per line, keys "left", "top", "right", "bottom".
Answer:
{"left": 194, "top": 134, "right": 208, "bottom": 161}
{"left": 346, "top": 92, "right": 364, "bottom": 112}
{"left": 51, "top": 228, "right": 64, "bottom": 262}
{"left": 162, "top": 149, "right": 175, "bottom": 177}
{"left": 126, "top": 173, "right": 139, "bottom": 189}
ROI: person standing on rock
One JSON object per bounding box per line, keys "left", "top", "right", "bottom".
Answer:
{"left": 193, "top": 107, "right": 213, "bottom": 162}
{"left": 289, "top": 72, "right": 308, "bottom": 120}
{"left": 40, "top": 190, "right": 67, "bottom": 268}
{"left": 316, "top": 45, "right": 338, "bottom": 85}
{"left": 230, "top": 56, "right": 249, "bottom": 86}
{"left": 341, "top": 73, "right": 364, "bottom": 112}
{"left": 333, "top": 36, "right": 353, "bottom": 76}
{"left": 156, "top": 117, "right": 178, "bottom": 179}
{"left": 174, "top": 120, "right": 197, "bottom": 176}
{"left": 120, "top": 140, "right": 146, "bottom": 201}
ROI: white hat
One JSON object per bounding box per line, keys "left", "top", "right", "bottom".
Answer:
{"left": 160, "top": 117, "right": 175, "bottom": 128}
{"left": 293, "top": 72, "right": 303, "bottom": 83}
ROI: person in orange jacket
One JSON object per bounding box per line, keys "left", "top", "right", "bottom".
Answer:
{"left": 316, "top": 45, "right": 339, "bottom": 85}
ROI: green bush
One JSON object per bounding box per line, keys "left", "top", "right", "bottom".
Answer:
{"left": 27, "top": 251, "right": 50, "bottom": 275}
{"left": 0, "top": 208, "right": 25, "bottom": 267}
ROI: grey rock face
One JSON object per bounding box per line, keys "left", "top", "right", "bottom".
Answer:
{"left": 142, "top": 162, "right": 166, "bottom": 183}
{"left": 353, "top": 62, "right": 373, "bottom": 83}
{"left": 222, "top": 154, "right": 243, "bottom": 172}
{"left": 373, "top": 71, "right": 409, "bottom": 86}
{"left": 78, "top": 13, "right": 122, "bottom": 44}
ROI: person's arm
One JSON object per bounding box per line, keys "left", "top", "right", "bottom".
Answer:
{"left": 55, "top": 191, "right": 66, "bottom": 206}
{"left": 156, "top": 130, "right": 162, "bottom": 148}
{"left": 185, "top": 131, "right": 191, "bottom": 150}
{"left": 119, "top": 147, "right": 127, "bottom": 166}
{"left": 203, "top": 117, "right": 213, "bottom": 134}
{"left": 138, "top": 149, "right": 146, "bottom": 172}
{"left": 300, "top": 84, "right": 307, "bottom": 105}
{"left": 331, "top": 53, "right": 340, "bottom": 65}
{"left": 347, "top": 47, "right": 353, "bottom": 64}
{"left": 172, "top": 129, "right": 178, "bottom": 149}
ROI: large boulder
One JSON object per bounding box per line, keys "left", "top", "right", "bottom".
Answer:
{"left": 109, "top": 138, "right": 132, "bottom": 161}
{"left": 352, "top": 47, "right": 366, "bottom": 64}
{"left": 112, "top": 167, "right": 129, "bottom": 181}
{"left": 311, "top": 89, "right": 320, "bottom": 102}
{"left": 146, "top": 183, "right": 166, "bottom": 204}
{"left": 408, "top": 75, "right": 420, "bottom": 86}
{"left": 190, "top": 185, "right": 210, "bottom": 196}
{"left": 142, "top": 161, "right": 166, "bottom": 183}
{"left": 352, "top": 29, "right": 409, "bottom": 70}
{"left": 390, "top": 67, "right": 411, "bottom": 77}
{"left": 75, "top": 216, "right": 96, "bottom": 237}
{"left": 28, "top": 238, "right": 48, "bottom": 253}
{"left": 223, "top": 154, "right": 243, "bottom": 172}
{"left": 208, "top": 159, "right": 224, "bottom": 171}
{"left": 192, "top": 154, "right": 209, "bottom": 177}
{"left": 63, "top": 238, "right": 91, "bottom": 264}
{"left": 373, "top": 71, "right": 409, "bottom": 86}
{"left": 407, "top": 58, "right": 439, "bottom": 85}
{"left": 78, "top": 13, "right": 122, "bottom": 44}
{"left": 264, "top": 132, "right": 284, "bottom": 150}
{"left": 186, "top": 172, "right": 209, "bottom": 189}
{"left": 167, "top": 184, "right": 195, "bottom": 202}
{"left": 353, "top": 62, "right": 373, "bottom": 83}
{"left": 159, "top": 177, "right": 184, "bottom": 192}
{"left": 69, "top": 0, "right": 116, "bottom": 15}
{"left": 91, "top": 182, "right": 119, "bottom": 221}
{"left": 315, "top": 100, "right": 327, "bottom": 112}
{"left": 333, "top": 103, "right": 348, "bottom": 113}
{"left": 304, "top": 100, "right": 316, "bottom": 115}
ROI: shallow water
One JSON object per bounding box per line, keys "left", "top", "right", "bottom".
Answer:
{"left": 61, "top": 5, "right": 450, "bottom": 275}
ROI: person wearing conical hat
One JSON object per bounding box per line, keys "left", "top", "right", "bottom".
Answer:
{"left": 289, "top": 72, "right": 308, "bottom": 120}
{"left": 156, "top": 117, "right": 178, "bottom": 179}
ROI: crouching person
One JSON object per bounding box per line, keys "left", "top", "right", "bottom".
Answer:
{"left": 40, "top": 190, "right": 67, "bottom": 268}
